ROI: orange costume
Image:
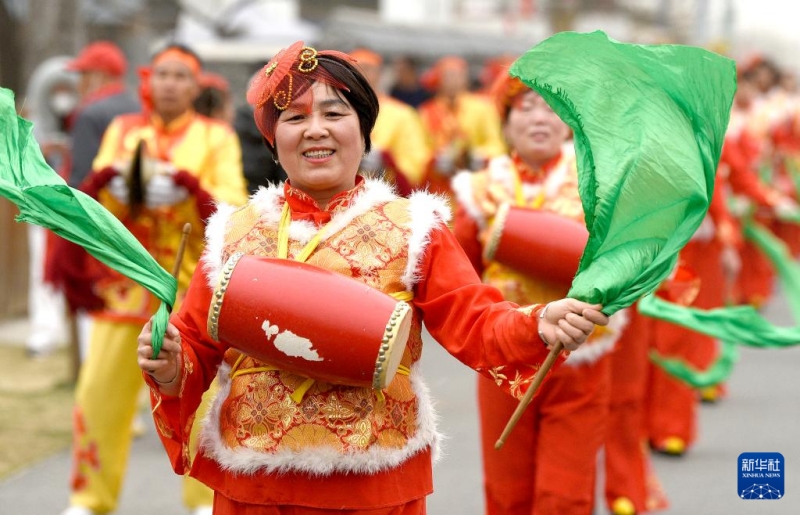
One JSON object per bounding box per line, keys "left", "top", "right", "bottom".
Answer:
{"left": 725, "top": 98, "right": 787, "bottom": 307}
{"left": 452, "top": 148, "right": 626, "bottom": 515}
{"left": 146, "top": 178, "right": 558, "bottom": 513}
{"left": 603, "top": 306, "right": 669, "bottom": 515}
{"left": 644, "top": 162, "right": 742, "bottom": 457}
{"left": 418, "top": 57, "right": 506, "bottom": 197}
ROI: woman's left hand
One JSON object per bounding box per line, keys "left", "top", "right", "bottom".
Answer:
{"left": 537, "top": 298, "right": 609, "bottom": 351}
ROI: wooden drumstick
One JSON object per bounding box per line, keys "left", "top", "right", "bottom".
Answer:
{"left": 171, "top": 223, "right": 192, "bottom": 279}
{"left": 494, "top": 340, "right": 564, "bottom": 450}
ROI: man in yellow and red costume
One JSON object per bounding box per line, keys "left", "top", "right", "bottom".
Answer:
{"left": 62, "top": 44, "right": 248, "bottom": 515}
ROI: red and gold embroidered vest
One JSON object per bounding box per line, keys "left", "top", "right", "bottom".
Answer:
{"left": 200, "top": 182, "right": 443, "bottom": 474}
{"left": 452, "top": 149, "right": 626, "bottom": 365}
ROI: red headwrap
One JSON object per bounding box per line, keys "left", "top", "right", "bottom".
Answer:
{"left": 246, "top": 41, "right": 355, "bottom": 144}
{"left": 491, "top": 73, "right": 529, "bottom": 120}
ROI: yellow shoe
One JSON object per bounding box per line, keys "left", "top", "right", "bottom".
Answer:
{"left": 660, "top": 436, "right": 686, "bottom": 456}
{"left": 611, "top": 496, "right": 636, "bottom": 515}
{"left": 699, "top": 386, "right": 719, "bottom": 403}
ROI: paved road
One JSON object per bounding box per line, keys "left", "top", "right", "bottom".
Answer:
{"left": 1, "top": 289, "right": 798, "bottom": 514}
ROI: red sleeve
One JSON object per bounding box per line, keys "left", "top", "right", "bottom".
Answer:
{"left": 414, "top": 223, "right": 559, "bottom": 399}
{"left": 452, "top": 203, "right": 485, "bottom": 275}
{"left": 79, "top": 166, "right": 118, "bottom": 198}
{"left": 173, "top": 170, "right": 217, "bottom": 223}
{"left": 722, "top": 138, "right": 775, "bottom": 207}
{"left": 708, "top": 174, "right": 742, "bottom": 247}
{"left": 145, "top": 265, "right": 227, "bottom": 474}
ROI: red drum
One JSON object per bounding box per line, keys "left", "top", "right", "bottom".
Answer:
{"left": 207, "top": 253, "right": 412, "bottom": 389}
{"left": 483, "top": 203, "right": 589, "bottom": 285}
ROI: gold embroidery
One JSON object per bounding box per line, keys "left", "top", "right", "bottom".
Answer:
{"left": 214, "top": 199, "right": 424, "bottom": 454}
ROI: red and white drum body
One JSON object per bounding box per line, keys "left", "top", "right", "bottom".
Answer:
{"left": 207, "top": 253, "right": 411, "bottom": 390}
{"left": 483, "top": 203, "right": 589, "bottom": 285}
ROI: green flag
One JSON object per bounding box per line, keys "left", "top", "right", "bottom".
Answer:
{"left": 510, "top": 31, "right": 737, "bottom": 314}
{"left": 0, "top": 87, "right": 175, "bottom": 356}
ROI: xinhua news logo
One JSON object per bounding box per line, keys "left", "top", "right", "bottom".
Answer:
{"left": 738, "top": 452, "right": 784, "bottom": 500}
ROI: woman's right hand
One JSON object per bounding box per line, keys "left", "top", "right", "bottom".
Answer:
{"left": 537, "top": 298, "right": 609, "bottom": 351}
{"left": 137, "top": 319, "right": 183, "bottom": 392}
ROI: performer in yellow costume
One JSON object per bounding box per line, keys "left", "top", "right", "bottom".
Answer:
{"left": 349, "top": 48, "right": 431, "bottom": 195}
{"left": 418, "top": 56, "right": 506, "bottom": 197}
{"left": 63, "top": 44, "right": 248, "bottom": 515}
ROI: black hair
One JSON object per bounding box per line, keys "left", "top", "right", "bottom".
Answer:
{"left": 194, "top": 87, "right": 228, "bottom": 117}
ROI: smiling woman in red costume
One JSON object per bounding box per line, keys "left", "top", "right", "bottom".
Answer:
{"left": 135, "top": 42, "right": 608, "bottom": 515}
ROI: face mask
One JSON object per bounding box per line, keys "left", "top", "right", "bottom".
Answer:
{"left": 49, "top": 91, "right": 78, "bottom": 116}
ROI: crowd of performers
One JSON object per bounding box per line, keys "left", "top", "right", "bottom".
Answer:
{"left": 20, "top": 37, "right": 800, "bottom": 515}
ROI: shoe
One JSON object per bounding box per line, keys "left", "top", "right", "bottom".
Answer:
{"left": 61, "top": 507, "right": 97, "bottom": 515}
{"left": 611, "top": 496, "right": 636, "bottom": 515}
{"left": 191, "top": 508, "right": 213, "bottom": 515}
{"left": 653, "top": 436, "right": 686, "bottom": 456}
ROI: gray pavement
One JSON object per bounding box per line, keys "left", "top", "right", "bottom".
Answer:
{"left": 1, "top": 289, "right": 799, "bottom": 514}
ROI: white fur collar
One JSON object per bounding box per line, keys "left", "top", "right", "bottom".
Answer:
{"left": 201, "top": 179, "right": 400, "bottom": 289}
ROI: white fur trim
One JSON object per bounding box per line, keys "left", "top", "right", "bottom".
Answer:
{"left": 564, "top": 307, "right": 630, "bottom": 366}
{"left": 201, "top": 179, "right": 398, "bottom": 288}
{"left": 451, "top": 170, "right": 484, "bottom": 228}
{"left": 201, "top": 203, "right": 237, "bottom": 290}
{"left": 199, "top": 362, "right": 441, "bottom": 476}
{"left": 402, "top": 191, "right": 452, "bottom": 291}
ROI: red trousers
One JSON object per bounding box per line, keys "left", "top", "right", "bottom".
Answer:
{"left": 604, "top": 309, "right": 655, "bottom": 513}
{"left": 212, "top": 496, "right": 426, "bottom": 515}
{"left": 646, "top": 239, "right": 724, "bottom": 450}
{"left": 478, "top": 356, "right": 611, "bottom": 515}
{"left": 735, "top": 234, "right": 775, "bottom": 307}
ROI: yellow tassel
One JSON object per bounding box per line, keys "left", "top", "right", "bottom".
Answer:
{"left": 290, "top": 377, "right": 316, "bottom": 403}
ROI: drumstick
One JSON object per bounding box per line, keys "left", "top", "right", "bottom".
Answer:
{"left": 494, "top": 340, "right": 564, "bottom": 450}
{"left": 172, "top": 223, "right": 192, "bottom": 279}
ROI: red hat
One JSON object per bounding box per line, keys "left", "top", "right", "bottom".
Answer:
{"left": 246, "top": 41, "right": 354, "bottom": 145}
{"left": 67, "top": 41, "right": 127, "bottom": 77}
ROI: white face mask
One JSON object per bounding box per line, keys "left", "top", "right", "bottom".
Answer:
{"left": 49, "top": 91, "right": 78, "bottom": 116}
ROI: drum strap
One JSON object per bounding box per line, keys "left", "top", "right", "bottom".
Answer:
{"left": 277, "top": 202, "right": 331, "bottom": 261}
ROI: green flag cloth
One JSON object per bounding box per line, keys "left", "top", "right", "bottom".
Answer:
{"left": 510, "top": 31, "right": 737, "bottom": 315}
{"left": 638, "top": 293, "right": 800, "bottom": 348}
{"left": 0, "top": 88, "right": 175, "bottom": 356}
{"left": 636, "top": 217, "right": 800, "bottom": 386}
{"left": 649, "top": 339, "right": 739, "bottom": 388}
